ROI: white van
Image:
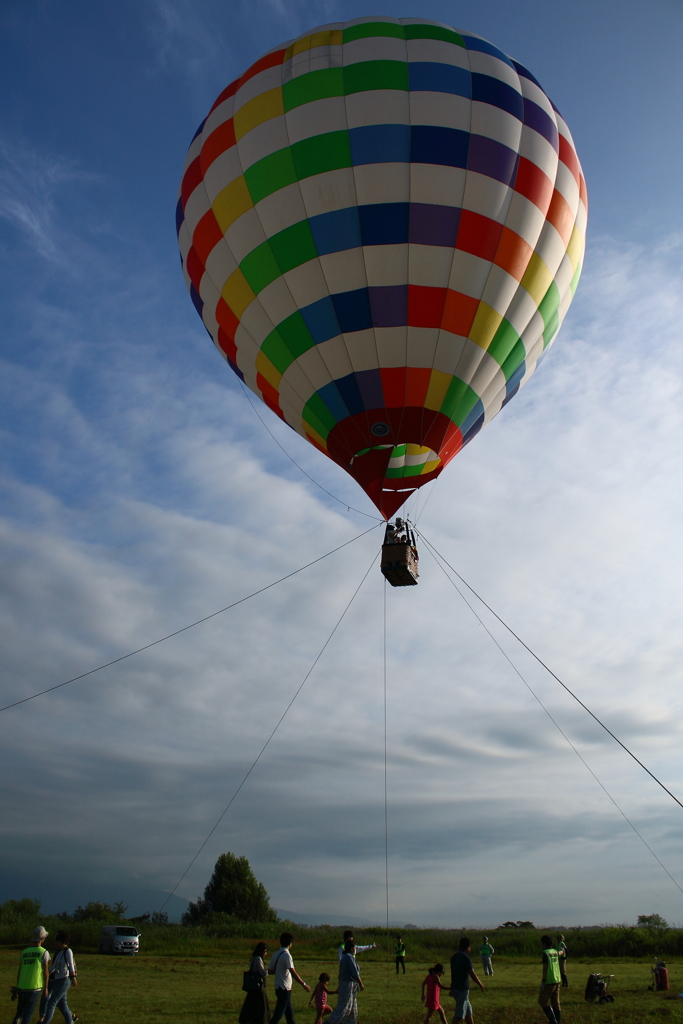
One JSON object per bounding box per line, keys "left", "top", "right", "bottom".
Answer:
{"left": 98, "top": 925, "right": 140, "bottom": 955}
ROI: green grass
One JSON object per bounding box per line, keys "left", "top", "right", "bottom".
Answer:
{"left": 3, "top": 952, "right": 683, "bottom": 1024}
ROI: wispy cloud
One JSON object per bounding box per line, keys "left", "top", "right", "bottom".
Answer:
{"left": 0, "top": 135, "right": 96, "bottom": 263}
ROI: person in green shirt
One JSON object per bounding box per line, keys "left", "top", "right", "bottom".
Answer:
{"left": 537, "top": 935, "right": 561, "bottom": 1024}
{"left": 394, "top": 937, "right": 406, "bottom": 975}
{"left": 478, "top": 938, "right": 494, "bottom": 977}
{"left": 12, "top": 926, "right": 50, "bottom": 1024}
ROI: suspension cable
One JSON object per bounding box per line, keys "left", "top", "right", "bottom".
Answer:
{"left": 383, "top": 577, "right": 390, "bottom": 976}
{"left": 424, "top": 544, "right": 683, "bottom": 899}
{"left": 417, "top": 529, "right": 683, "bottom": 813}
{"left": 159, "top": 546, "right": 380, "bottom": 911}
{"left": 0, "top": 524, "right": 382, "bottom": 714}
{"left": 238, "top": 381, "right": 382, "bottom": 521}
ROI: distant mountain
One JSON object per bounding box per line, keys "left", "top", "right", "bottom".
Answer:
{"left": 276, "top": 910, "right": 416, "bottom": 928}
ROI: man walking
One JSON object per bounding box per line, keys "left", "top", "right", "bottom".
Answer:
{"left": 479, "top": 937, "right": 494, "bottom": 977}
{"left": 12, "top": 926, "right": 50, "bottom": 1024}
{"left": 538, "top": 935, "right": 562, "bottom": 1024}
{"left": 394, "top": 936, "right": 406, "bottom": 975}
{"left": 268, "top": 931, "right": 310, "bottom": 1024}
{"left": 450, "top": 936, "right": 485, "bottom": 1024}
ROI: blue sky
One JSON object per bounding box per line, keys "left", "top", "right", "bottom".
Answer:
{"left": 1, "top": 0, "right": 683, "bottom": 928}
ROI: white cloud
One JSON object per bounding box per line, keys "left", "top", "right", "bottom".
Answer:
{"left": 2, "top": 102, "right": 683, "bottom": 927}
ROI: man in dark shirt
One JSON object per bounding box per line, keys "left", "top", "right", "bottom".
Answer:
{"left": 450, "top": 936, "right": 485, "bottom": 1024}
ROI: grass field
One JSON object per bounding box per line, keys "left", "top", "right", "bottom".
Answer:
{"left": 3, "top": 951, "right": 683, "bottom": 1024}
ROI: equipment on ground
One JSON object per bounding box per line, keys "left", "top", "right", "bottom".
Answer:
{"left": 585, "top": 973, "right": 615, "bottom": 1004}
{"left": 381, "top": 518, "right": 418, "bottom": 586}
{"left": 177, "top": 18, "right": 587, "bottom": 519}
{"left": 649, "top": 961, "right": 669, "bottom": 991}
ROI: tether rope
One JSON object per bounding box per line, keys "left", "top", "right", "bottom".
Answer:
{"left": 239, "top": 381, "right": 382, "bottom": 521}
{"left": 424, "top": 543, "right": 683, "bottom": 899}
{"left": 159, "top": 546, "right": 380, "bottom": 911}
{"left": 0, "top": 524, "right": 382, "bottom": 714}
{"left": 383, "top": 577, "right": 390, "bottom": 977}
{"left": 417, "top": 529, "right": 683, "bottom": 814}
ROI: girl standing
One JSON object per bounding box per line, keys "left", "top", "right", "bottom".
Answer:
{"left": 309, "top": 972, "right": 337, "bottom": 1023}
{"left": 421, "top": 964, "right": 448, "bottom": 1024}
{"left": 239, "top": 941, "right": 270, "bottom": 1024}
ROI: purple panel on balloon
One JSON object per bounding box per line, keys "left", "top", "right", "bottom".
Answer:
{"left": 468, "top": 135, "right": 519, "bottom": 186}
{"left": 354, "top": 368, "right": 385, "bottom": 409}
{"left": 409, "top": 204, "right": 461, "bottom": 247}
{"left": 369, "top": 285, "right": 408, "bottom": 327}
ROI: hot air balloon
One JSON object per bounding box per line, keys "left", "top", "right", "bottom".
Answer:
{"left": 177, "top": 17, "right": 586, "bottom": 520}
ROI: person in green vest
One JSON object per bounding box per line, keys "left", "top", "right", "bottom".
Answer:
{"left": 478, "top": 938, "right": 494, "bottom": 976}
{"left": 394, "top": 936, "right": 406, "bottom": 975}
{"left": 12, "top": 926, "right": 50, "bottom": 1024}
{"left": 537, "top": 935, "right": 562, "bottom": 1024}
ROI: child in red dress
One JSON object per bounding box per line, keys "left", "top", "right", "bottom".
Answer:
{"left": 309, "top": 972, "right": 337, "bottom": 1024}
{"left": 421, "top": 963, "right": 449, "bottom": 1024}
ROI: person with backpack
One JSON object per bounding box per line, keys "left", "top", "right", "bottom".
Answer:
{"left": 11, "top": 926, "right": 50, "bottom": 1024}
{"left": 38, "top": 930, "right": 77, "bottom": 1024}
{"left": 268, "top": 932, "right": 310, "bottom": 1024}
{"left": 239, "top": 941, "right": 269, "bottom": 1024}
{"left": 538, "top": 935, "right": 562, "bottom": 1024}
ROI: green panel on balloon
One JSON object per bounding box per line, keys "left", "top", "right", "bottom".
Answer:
{"left": 343, "top": 61, "right": 409, "bottom": 95}
{"left": 501, "top": 339, "right": 526, "bottom": 381}
{"left": 261, "top": 330, "right": 296, "bottom": 376}
{"left": 291, "top": 132, "right": 352, "bottom": 180}
{"left": 403, "top": 24, "right": 465, "bottom": 45}
{"left": 343, "top": 22, "right": 406, "bottom": 42}
{"left": 244, "top": 149, "right": 298, "bottom": 205}
{"left": 276, "top": 312, "right": 316, "bottom": 360}
{"left": 283, "top": 69, "right": 345, "bottom": 112}
{"left": 269, "top": 220, "right": 318, "bottom": 275}
{"left": 303, "top": 394, "right": 336, "bottom": 438}
{"left": 441, "top": 378, "right": 480, "bottom": 426}
{"left": 487, "top": 319, "right": 521, "bottom": 370}
{"left": 240, "top": 242, "right": 281, "bottom": 295}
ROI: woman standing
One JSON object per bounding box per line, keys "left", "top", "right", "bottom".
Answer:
{"left": 328, "top": 941, "right": 364, "bottom": 1024}
{"left": 38, "top": 931, "right": 77, "bottom": 1024}
{"left": 239, "top": 941, "right": 270, "bottom": 1024}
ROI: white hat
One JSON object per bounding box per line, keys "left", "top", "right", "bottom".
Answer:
{"left": 31, "top": 926, "right": 48, "bottom": 942}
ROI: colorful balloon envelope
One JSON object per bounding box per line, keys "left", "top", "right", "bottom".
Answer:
{"left": 177, "top": 17, "right": 586, "bottom": 518}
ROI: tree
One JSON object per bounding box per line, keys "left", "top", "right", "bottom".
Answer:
{"left": 183, "top": 852, "right": 277, "bottom": 924}
{"left": 0, "top": 898, "right": 41, "bottom": 921}
{"left": 637, "top": 914, "right": 668, "bottom": 930}
{"left": 72, "top": 901, "right": 128, "bottom": 922}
